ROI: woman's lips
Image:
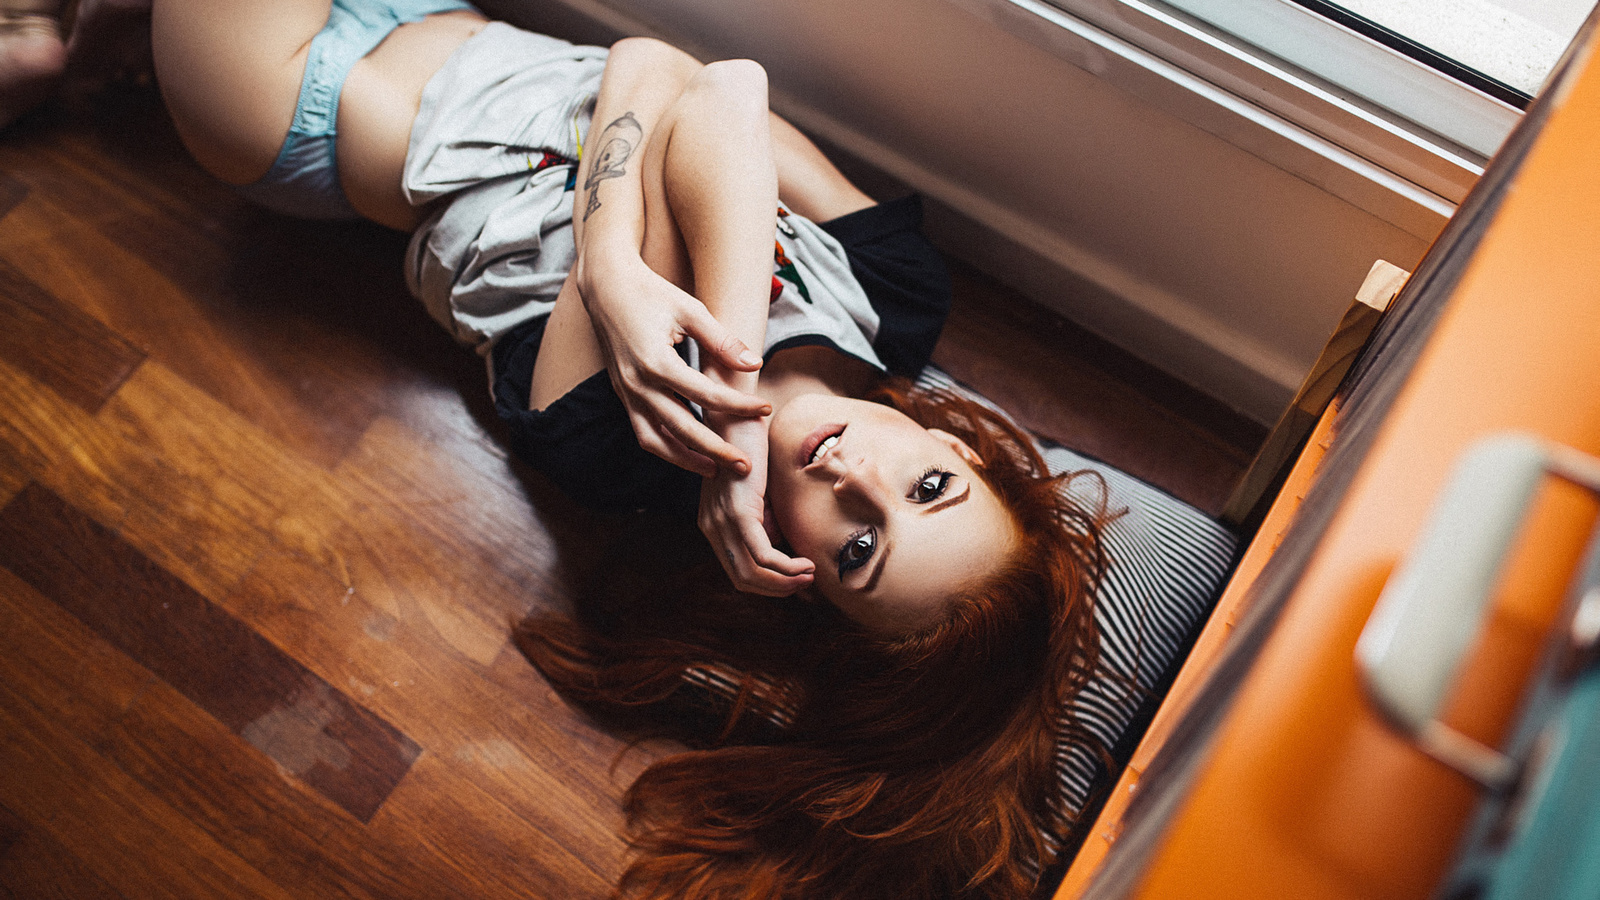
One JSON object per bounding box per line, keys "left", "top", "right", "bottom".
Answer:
{"left": 797, "top": 422, "right": 846, "bottom": 469}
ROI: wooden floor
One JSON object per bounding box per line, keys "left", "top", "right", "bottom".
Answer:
{"left": 0, "top": 81, "right": 1257, "bottom": 899}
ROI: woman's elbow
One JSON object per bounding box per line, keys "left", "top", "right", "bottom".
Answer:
{"left": 606, "top": 36, "right": 701, "bottom": 79}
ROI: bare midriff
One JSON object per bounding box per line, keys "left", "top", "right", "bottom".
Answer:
{"left": 337, "top": 9, "right": 487, "bottom": 230}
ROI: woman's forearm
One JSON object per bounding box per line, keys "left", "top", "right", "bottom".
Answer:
{"left": 571, "top": 38, "right": 698, "bottom": 287}
{"left": 572, "top": 38, "right": 784, "bottom": 490}
{"left": 576, "top": 41, "right": 772, "bottom": 387}
{"left": 581, "top": 42, "right": 779, "bottom": 426}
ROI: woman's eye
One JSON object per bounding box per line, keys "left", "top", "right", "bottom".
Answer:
{"left": 837, "top": 528, "right": 876, "bottom": 576}
{"left": 910, "top": 469, "right": 954, "bottom": 503}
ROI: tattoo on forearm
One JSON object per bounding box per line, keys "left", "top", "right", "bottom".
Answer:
{"left": 582, "top": 112, "right": 643, "bottom": 222}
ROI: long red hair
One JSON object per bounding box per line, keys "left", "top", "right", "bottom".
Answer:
{"left": 515, "top": 380, "right": 1109, "bottom": 898}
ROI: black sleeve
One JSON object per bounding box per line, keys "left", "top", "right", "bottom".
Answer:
{"left": 819, "top": 194, "right": 952, "bottom": 378}
{"left": 490, "top": 317, "right": 702, "bottom": 518}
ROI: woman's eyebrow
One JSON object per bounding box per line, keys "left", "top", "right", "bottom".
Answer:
{"left": 924, "top": 483, "right": 971, "bottom": 514}
{"left": 863, "top": 484, "right": 972, "bottom": 593}
{"left": 864, "top": 541, "right": 889, "bottom": 593}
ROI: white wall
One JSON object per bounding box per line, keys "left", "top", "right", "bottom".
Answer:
{"left": 481, "top": 0, "right": 1440, "bottom": 424}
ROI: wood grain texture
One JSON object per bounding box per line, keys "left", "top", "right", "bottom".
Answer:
{"left": 0, "top": 258, "right": 144, "bottom": 413}
{"left": 0, "top": 352, "right": 104, "bottom": 504}
{"left": 227, "top": 540, "right": 639, "bottom": 866}
{"left": 0, "top": 803, "right": 22, "bottom": 860}
{"left": 0, "top": 565, "right": 155, "bottom": 747}
{"left": 0, "top": 676, "right": 292, "bottom": 900}
{"left": 5, "top": 563, "right": 467, "bottom": 900}
{"left": 0, "top": 484, "right": 421, "bottom": 823}
{"left": 0, "top": 99, "right": 483, "bottom": 473}
{"left": 1220, "top": 261, "right": 1405, "bottom": 524}
{"left": 0, "top": 172, "right": 28, "bottom": 222}
{"left": 101, "top": 678, "right": 473, "bottom": 900}
{"left": 0, "top": 803, "right": 128, "bottom": 900}
{"left": 31, "top": 361, "right": 320, "bottom": 599}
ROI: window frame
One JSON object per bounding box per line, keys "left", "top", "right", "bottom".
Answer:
{"left": 1279, "top": 0, "right": 1534, "bottom": 109}
{"left": 1159, "top": 0, "right": 1525, "bottom": 157}
{"left": 943, "top": 0, "right": 1530, "bottom": 237}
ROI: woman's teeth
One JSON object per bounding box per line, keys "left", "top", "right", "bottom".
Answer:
{"left": 810, "top": 433, "right": 841, "bottom": 465}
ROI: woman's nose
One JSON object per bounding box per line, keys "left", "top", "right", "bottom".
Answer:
{"left": 833, "top": 455, "right": 888, "bottom": 504}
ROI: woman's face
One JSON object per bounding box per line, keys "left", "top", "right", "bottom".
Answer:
{"left": 767, "top": 394, "right": 1019, "bottom": 635}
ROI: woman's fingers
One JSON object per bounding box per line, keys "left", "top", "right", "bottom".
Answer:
{"left": 610, "top": 357, "right": 748, "bottom": 475}
{"left": 738, "top": 517, "right": 814, "bottom": 577}
{"left": 632, "top": 411, "right": 716, "bottom": 477}
{"left": 722, "top": 549, "right": 812, "bottom": 597}
{"left": 645, "top": 394, "right": 750, "bottom": 474}
{"left": 661, "top": 364, "right": 770, "bottom": 419}
{"left": 647, "top": 301, "right": 768, "bottom": 417}
{"left": 725, "top": 514, "right": 813, "bottom": 596}
{"left": 679, "top": 299, "right": 763, "bottom": 372}
{"left": 699, "top": 495, "right": 813, "bottom": 597}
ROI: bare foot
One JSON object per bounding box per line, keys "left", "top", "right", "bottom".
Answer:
{"left": 0, "top": 0, "right": 66, "bottom": 129}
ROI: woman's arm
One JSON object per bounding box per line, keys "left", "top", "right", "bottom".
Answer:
{"left": 551, "top": 38, "right": 812, "bottom": 595}
{"left": 555, "top": 38, "right": 772, "bottom": 478}
{"left": 637, "top": 60, "right": 813, "bottom": 596}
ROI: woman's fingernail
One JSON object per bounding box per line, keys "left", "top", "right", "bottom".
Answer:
{"left": 739, "top": 350, "right": 762, "bottom": 367}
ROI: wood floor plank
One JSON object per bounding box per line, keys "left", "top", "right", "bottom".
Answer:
{"left": 0, "top": 172, "right": 27, "bottom": 222}
{"left": 0, "top": 95, "right": 498, "bottom": 474}
{"left": 0, "top": 258, "right": 144, "bottom": 414}
{"left": 0, "top": 358, "right": 100, "bottom": 504}
{"left": 0, "top": 189, "right": 435, "bottom": 472}
{"left": 0, "top": 803, "right": 128, "bottom": 900}
{"left": 0, "top": 803, "right": 22, "bottom": 858}
{"left": 0, "top": 566, "right": 155, "bottom": 746}
{"left": 228, "top": 540, "right": 639, "bottom": 872}
{"left": 101, "top": 679, "right": 466, "bottom": 900}
{"left": 0, "top": 484, "right": 421, "bottom": 824}
{"left": 370, "top": 755, "right": 615, "bottom": 900}
{"left": 0, "top": 443, "right": 29, "bottom": 508}
{"left": 0, "top": 684, "right": 292, "bottom": 900}
{"left": 35, "top": 361, "right": 323, "bottom": 599}
{"left": 4, "top": 85, "right": 268, "bottom": 249}
{"left": 0, "top": 563, "right": 451, "bottom": 900}
{"left": 271, "top": 413, "right": 573, "bottom": 666}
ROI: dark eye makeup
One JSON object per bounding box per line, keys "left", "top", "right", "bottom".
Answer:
{"left": 836, "top": 528, "right": 876, "bottom": 577}
{"left": 834, "top": 468, "right": 958, "bottom": 579}
{"left": 911, "top": 468, "right": 955, "bottom": 503}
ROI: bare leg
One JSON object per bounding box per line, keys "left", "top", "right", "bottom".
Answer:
{"left": 150, "top": 0, "right": 328, "bottom": 184}
{"left": 769, "top": 113, "right": 875, "bottom": 224}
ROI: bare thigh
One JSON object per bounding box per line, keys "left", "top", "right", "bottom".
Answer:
{"left": 151, "top": 0, "right": 329, "bottom": 185}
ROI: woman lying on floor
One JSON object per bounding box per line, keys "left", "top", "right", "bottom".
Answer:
{"left": 152, "top": 1, "right": 1111, "bottom": 896}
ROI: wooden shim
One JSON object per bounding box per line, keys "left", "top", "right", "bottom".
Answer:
{"left": 1221, "top": 260, "right": 1408, "bottom": 526}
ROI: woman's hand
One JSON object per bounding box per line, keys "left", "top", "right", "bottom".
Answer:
{"left": 577, "top": 251, "right": 771, "bottom": 478}
{"left": 699, "top": 460, "right": 815, "bottom": 597}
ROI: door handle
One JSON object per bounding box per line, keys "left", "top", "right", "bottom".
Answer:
{"left": 1356, "top": 433, "right": 1600, "bottom": 788}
